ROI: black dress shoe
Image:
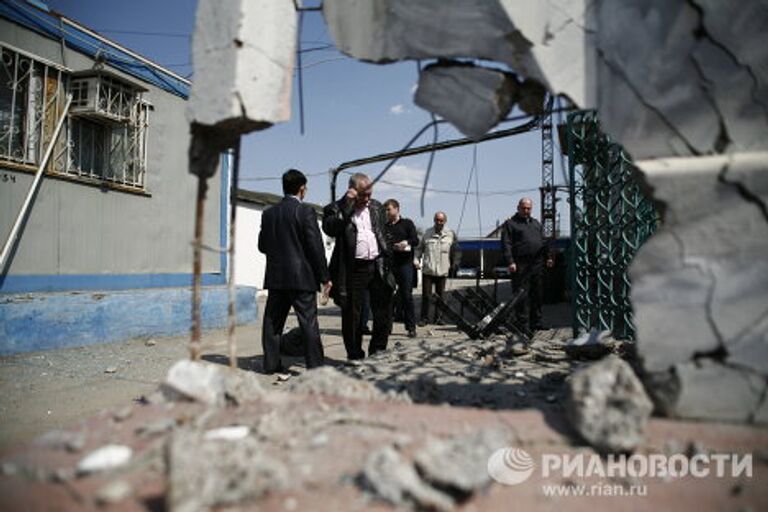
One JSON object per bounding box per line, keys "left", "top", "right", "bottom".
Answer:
{"left": 263, "top": 364, "right": 286, "bottom": 375}
{"left": 417, "top": 320, "right": 428, "bottom": 327}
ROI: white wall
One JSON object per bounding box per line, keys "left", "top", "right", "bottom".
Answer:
{"left": 234, "top": 202, "right": 333, "bottom": 295}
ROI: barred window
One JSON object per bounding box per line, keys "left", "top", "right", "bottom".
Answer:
{"left": 0, "top": 45, "right": 68, "bottom": 167}
{"left": 1, "top": 45, "right": 150, "bottom": 191}
{"left": 63, "top": 99, "right": 149, "bottom": 189}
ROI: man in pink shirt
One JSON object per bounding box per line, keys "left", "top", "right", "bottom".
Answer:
{"left": 323, "top": 173, "right": 396, "bottom": 359}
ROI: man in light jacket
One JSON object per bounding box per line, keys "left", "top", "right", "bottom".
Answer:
{"left": 414, "top": 211, "right": 460, "bottom": 326}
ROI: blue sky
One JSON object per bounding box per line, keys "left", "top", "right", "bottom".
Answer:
{"left": 45, "top": 0, "right": 570, "bottom": 237}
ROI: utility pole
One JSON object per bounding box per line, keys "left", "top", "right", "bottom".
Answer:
{"left": 539, "top": 95, "right": 556, "bottom": 239}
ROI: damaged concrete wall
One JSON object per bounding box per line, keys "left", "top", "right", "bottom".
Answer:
{"left": 187, "top": 0, "right": 296, "bottom": 135}
{"left": 321, "top": 0, "right": 768, "bottom": 424}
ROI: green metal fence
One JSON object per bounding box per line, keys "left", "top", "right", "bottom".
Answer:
{"left": 566, "top": 110, "right": 659, "bottom": 340}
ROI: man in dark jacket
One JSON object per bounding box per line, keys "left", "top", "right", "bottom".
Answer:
{"left": 383, "top": 198, "right": 419, "bottom": 338}
{"left": 322, "top": 173, "right": 395, "bottom": 359}
{"left": 501, "top": 197, "right": 553, "bottom": 333}
{"left": 258, "top": 169, "right": 331, "bottom": 373}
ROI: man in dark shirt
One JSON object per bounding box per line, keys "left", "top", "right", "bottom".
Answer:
{"left": 383, "top": 199, "right": 419, "bottom": 338}
{"left": 500, "top": 197, "right": 553, "bottom": 333}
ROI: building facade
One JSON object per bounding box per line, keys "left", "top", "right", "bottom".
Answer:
{"left": 0, "top": 1, "right": 256, "bottom": 354}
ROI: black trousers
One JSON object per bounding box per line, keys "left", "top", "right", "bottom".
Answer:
{"left": 420, "top": 274, "right": 447, "bottom": 323}
{"left": 392, "top": 262, "right": 416, "bottom": 331}
{"left": 261, "top": 289, "right": 324, "bottom": 372}
{"left": 342, "top": 259, "right": 393, "bottom": 359}
{"left": 511, "top": 261, "right": 544, "bottom": 331}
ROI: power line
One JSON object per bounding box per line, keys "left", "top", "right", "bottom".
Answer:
{"left": 241, "top": 172, "right": 537, "bottom": 197}
{"left": 473, "top": 145, "right": 483, "bottom": 239}
{"left": 456, "top": 146, "right": 476, "bottom": 236}
{"left": 93, "top": 29, "right": 190, "bottom": 38}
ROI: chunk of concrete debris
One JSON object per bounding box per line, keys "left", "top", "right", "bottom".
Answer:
{"left": 645, "top": 359, "right": 765, "bottom": 423}
{"left": 163, "top": 360, "right": 264, "bottom": 406}
{"left": 135, "top": 419, "right": 176, "bottom": 438}
{"left": 566, "top": 355, "right": 653, "bottom": 453}
{"left": 361, "top": 446, "right": 454, "bottom": 512}
{"left": 223, "top": 368, "right": 266, "bottom": 405}
{"left": 168, "top": 429, "right": 288, "bottom": 512}
{"left": 104, "top": 366, "right": 117, "bottom": 374}
{"left": 77, "top": 445, "right": 133, "bottom": 475}
{"left": 414, "top": 63, "right": 518, "bottom": 139}
{"left": 203, "top": 426, "right": 250, "bottom": 441}
{"left": 35, "top": 430, "right": 86, "bottom": 452}
{"left": 188, "top": 0, "right": 296, "bottom": 134}
{"left": 112, "top": 406, "right": 133, "bottom": 422}
{"left": 323, "top": 0, "right": 545, "bottom": 87}
{"left": 95, "top": 480, "right": 133, "bottom": 505}
{"left": 414, "top": 428, "right": 513, "bottom": 495}
{"left": 164, "top": 360, "right": 226, "bottom": 405}
{"left": 287, "top": 366, "right": 399, "bottom": 402}
{"left": 564, "top": 329, "right": 615, "bottom": 360}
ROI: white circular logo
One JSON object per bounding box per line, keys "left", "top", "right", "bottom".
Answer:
{"left": 487, "top": 447, "right": 536, "bottom": 485}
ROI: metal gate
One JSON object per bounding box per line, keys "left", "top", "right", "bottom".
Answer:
{"left": 566, "top": 110, "right": 659, "bottom": 340}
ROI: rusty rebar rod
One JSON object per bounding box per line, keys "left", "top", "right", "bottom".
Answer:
{"left": 190, "top": 175, "right": 208, "bottom": 361}
{"left": 226, "top": 141, "right": 242, "bottom": 369}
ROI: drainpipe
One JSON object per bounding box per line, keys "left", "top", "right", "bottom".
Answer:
{"left": 0, "top": 96, "right": 72, "bottom": 273}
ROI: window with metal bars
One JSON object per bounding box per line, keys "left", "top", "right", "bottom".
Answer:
{"left": 1, "top": 45, "right": 150, "bottom": 191}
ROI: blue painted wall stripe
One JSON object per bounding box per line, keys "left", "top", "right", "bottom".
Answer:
{"left": 0, "top": 272, "right": 225, "bottom": 293}
{"left": 0, "top": 285, "right": 258, "bottom": 355}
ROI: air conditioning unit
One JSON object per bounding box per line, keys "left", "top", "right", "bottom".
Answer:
{"left": 69, "top": 70, "right": 146, "bottom": 123}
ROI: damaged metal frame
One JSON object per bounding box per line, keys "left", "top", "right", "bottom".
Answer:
{"left": 433, "top": 288, "right": 527, "bottom": 340}
{"left": 327, "top": 107, "right": 577, "bottom": 202}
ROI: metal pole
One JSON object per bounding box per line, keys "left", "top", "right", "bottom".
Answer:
{"left": 0, "top": 95, "right": 72, "bottom": 273}
{"left": 226, "top": 141, "right": 241, "bottom": 369}
{"left": 190, "top": 175, "right": 208, "bottom": 361}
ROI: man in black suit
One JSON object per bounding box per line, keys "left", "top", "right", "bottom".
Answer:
{"left": 258, "top": 169, "right": 331, "bottom": 373}
{"left": 322, "top": 173, "right": 395, "bottom": 360}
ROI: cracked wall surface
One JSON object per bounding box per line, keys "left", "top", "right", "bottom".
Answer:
{"left": 632, "top": 154, "right": 768, "bottom": 422}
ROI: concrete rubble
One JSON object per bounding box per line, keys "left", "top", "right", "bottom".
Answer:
{"left": 329, "top": 332, "right": 576, "bottom": 410}
{"left": 413, "top": 428, "right": 513, "bottom": 495}
{"left": 2, "top": 345, "right": 767, "bottom": 511}
{"left": 75, "top": 445, "right": 132, "bottom": 475}
{"left": 414, "top": 63, "right": 519, "bottom": 139}
{"left": 566, "top": 355, "right": 654, "bottom": 453}
{"left": 163, "top": 360, "right": 265, "bottom": 406}
{"left": 286, "top": 366, "right": 408, "bottom": 403}
{"left": 564, "top": 329, "right": 616, "bottom": 360}
{"left": 361, "top": 446, "right": 455, "bottom": 511}
{"left": 168, "top": 429, "right": 288, "bottom": 512}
